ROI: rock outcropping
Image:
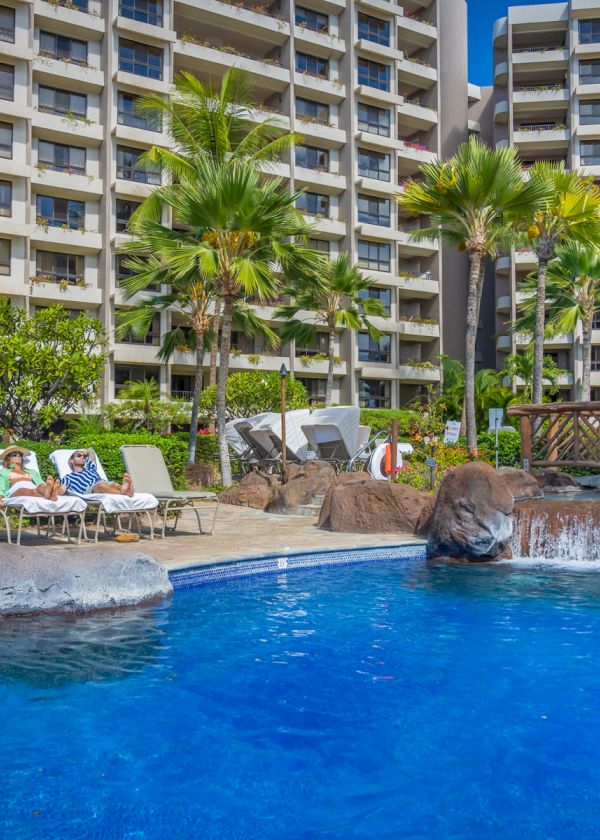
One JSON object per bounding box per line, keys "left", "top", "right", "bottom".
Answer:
{"left": 219, "top": 461, "right": 336, "bottom": 514}
{"left": 0, "top": 547, "right": 172, "bottom": 615}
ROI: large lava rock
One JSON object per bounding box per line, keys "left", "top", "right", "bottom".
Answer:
{"left": 267, "top": 460, "right": 336, "bottom": 514}
{"left": 498, "top": 467, "right": 543, "bottom": 501}
{"left": 319, "top": 476, "right": 431, "bottom": 534}
{"left": 531, "top": 468, "right": 581, "bottom": 494}
{"left": 219, "top": 471, "right": 275, "bottom": 510}
{"left": 427, "top": 461, "right": 514, "bottom": 563}
{"left": 0, "top": 547, "right": 172, "bottom": 615}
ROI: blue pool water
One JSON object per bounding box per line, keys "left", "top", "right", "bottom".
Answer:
{"left": 3, "top": 555, "right": 600, "bottom": 838}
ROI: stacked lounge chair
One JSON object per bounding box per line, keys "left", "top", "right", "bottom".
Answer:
{"left": 301, "top": 407, "right": 361, "bottom": 463}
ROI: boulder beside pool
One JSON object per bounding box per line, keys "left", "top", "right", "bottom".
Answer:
{"left": 0, "top": 547, "right": 172, "bottom": 616}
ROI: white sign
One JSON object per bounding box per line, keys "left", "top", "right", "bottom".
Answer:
{"left": 444, "top": 420, "right": 462, "bottom": 444}
{"left": 488, "top": 408, "right": 504, "bottom": 432}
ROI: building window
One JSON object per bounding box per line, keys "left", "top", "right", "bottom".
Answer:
{"left": 0, "top": 121, "right": 11, "bottom": 159}
{"left": 358, "top": 286, "right": 392, "bottom": 314}
{"left": 116, "top": 146, "right": 161, "bottom": 185}
{"left": 39, "top": 31, "right": 88, "bottom": 66}
{"left": 358, "top": 331, "right": 391, "bottom": 363}
{"left": 581, "top": 141, "right": 600, "bottom": 166}
{"left": 580, "top": 100, "right": 600, "bottom": 125}
{"left": 38, "top": 85, "right": 87, "bottom": 119}
{"left": 295, "top": 144, "right": 329, "bottom": 171}
{"left": 0, "top": 180, "right": 11, "bottom": 216}
{"left": 357, "top": 58, "right": 390, "bottom": 91}
{"left": 357, "top": 13, "right": 389, "bottom": 46}
{"left": 35, "top": 251, "right": 84, "bottom": 285}
{"left": 171, "top": 374, "right": 195, "bottom": 400}
{"left": 117, "top": 91, "right": 161, "bottom": 132}
{"left": 36, "top": 195, "right": 85, "bottom": 229}
{"left": 580, "top": 19, "right": 600, "bottom": 44}
{"left": 0, "top": 7, "right": 15, "bottom": 43}
{"left": 116, "top": 254, "right": 160, "bottom": 291}
{"left": 116, "top": 198, "right": 141, "bottom": 233}
{"left": 580, "top": 60, "right": 600, "bottom": 85}
{"left": 121, "top": 312, "right": 161, "bottom": 346}
{"left": 115, "top": 364, "right": 160, "bottom": 393}
{"left": 295, "top": 332, "right": 329, "bottom": 357}
{"left": 359, "top": 378, "right": 391, "bottom": 408}
{"left": 592, "top": 346, "right": 600, "bottom": 371}
{"left": 119, "top": 0, "right": 164, "bottom": 27}
{"left": 358, "top": 194, "right": 390, "bottom": 226}
{"left": 308, "top": 237, "right": 330, "bottom": 254}
{"left": 296, "top": 191, "right": 329, "bottom": 216}
{"left": 358, "top": 239, "right": 390, "bottom": 271}
{"left": 295, "top": 6, "right": 328, "bottom": 32}
{"left": 296, "top": 377, "right": 327, "bottom": 404}
{"left": 296, "top": 97, "right": 329, "bottom": 124}
{"left": 38, "top": 140, "right": 86, "bottom": 174}
{"left": 0, "top": 63, "right": 13, "bottom": 101}
{"left": 0, "top": 237, "right": 10, "bottom": 274}
{"left": 593, "top": 310, "right": 600, "bottom": 330}
{"left": 118, "top": 39, "right": 163, "bottom": 80}
{"left": 45, "top": 0, "right": 88, "bottom": 8}
{"left": 357, "top": 103, "right": 390, "bottom": 136}
{"left": 357, "top": 148, "right": 390, "bottom": 181}
{"left": 296, "top": 52, "right": 328, "bottom": 78}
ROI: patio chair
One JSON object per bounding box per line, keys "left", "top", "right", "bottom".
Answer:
{"left": 50, "top": 449, "right": 159, "bottom": 542}
{"left": 248, "top": 410, "right": 312, "bottom": 464}
{"left": 0, "top": 449, "right": 87, "bottom": 546}
{"left": 301, "top": 406, "right": 361, "bottom": 465}
{"left": 120, "top": 445, "right": 219, "bottom": 538}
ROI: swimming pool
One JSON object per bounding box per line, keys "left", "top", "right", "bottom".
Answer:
{"left": 3, "top": 550, "right": 600, "bottom": 838}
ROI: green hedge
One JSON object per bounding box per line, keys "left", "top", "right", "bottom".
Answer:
{"left": 477, "top": 431, "right": 521, "bottom": 468}
{"left": 15, "top": 432, "right": 189, "bottom": 490}
{"left": 359, "top": 408, "right": 419, "bottom": 438}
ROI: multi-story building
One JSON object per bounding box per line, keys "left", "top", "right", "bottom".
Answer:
{"left": 0, "top": 0, "right": 473, "bottom": 411}
{"left": 482, "top": 0, "right": 600, "bottom": 400}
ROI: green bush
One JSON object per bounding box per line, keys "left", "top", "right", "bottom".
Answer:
{"left": 477, "top": 431, "right": 521, "bottom": 468}
{"left": 16, "top": 432, "right": 189, "bottom": 489}
{"left": 359, "top": 408, "right": 419, "bottom": 438}
{"left": 198, "top": 370, "right": 309, "bottom": 422}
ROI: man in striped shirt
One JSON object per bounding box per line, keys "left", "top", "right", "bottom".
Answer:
{"left": 62, "top": 450, "right": 135, "bottom": 496}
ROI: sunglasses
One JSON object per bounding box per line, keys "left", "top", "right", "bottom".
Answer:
{"left": 72, "top": 452, "right": 86, "bottom": 458}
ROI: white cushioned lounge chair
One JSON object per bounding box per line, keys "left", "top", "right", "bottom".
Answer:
{"left": 50, "top": 448, "right": 159, "bottom": 542}
{"left": 0, "top": 449, "right": 87, "bottom": 546}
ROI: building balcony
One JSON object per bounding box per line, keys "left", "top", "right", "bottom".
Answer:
{"left": 33, "top": 54, "right": 105, "bottom": 92}
{"left": 175, "top": 39, "right": 290, "bottom": 91}
{"left": 397, "top": 13, "right": 437, "bottom": 51}
{"left": 175, "top": 0, "right": 290, "bottom": 43}
{"left": 296, "top": 26, "right": 345, "bottom": 58}
{"left": 355, "top": 175, "right": 396, "bottom": 198}
{"left": 513, "top": 86, "right": 569, "bottom": 113}
{"left": 354, "top": 83, "right": 403, "bottom": 109}
{"left": 510, "top": 372, "right": 573, "bottom": 389}
{"left": 114, "top": 15, "right": 177, "bottom": 44}
{"left": 397, "top": 99, "right": 438, "bottom": 131}
{"left": 513, "top": 331, "right": 573, "bottom": 349}
{"left": 354, "top": 39, "right": 402, "bottom": 63}
{"left": 113, "top": 177, "right": 156, "bottom": 200}
{"left": 397, "top": 140, "right": 436, "bottom": 175}
{"left": 397, "top": 227, "right": 438, "bottom": 255}
{"left": 513, "top": 124, "right": 570, "bottom": 150}
{"left": 0, "top": 159, "right": 29, "bottom": 180}
{"left": 28, "top": 279, "right": 103, "bottom": 308}
{"left": 296, "top": 118, "right": 346, "bottom": 148}
{"left": 495, "top": 250, "right": 537, "bottom": 274}
{"left": 114, "top": 122, "right": 172, "bottom": 149}
{"left": 113, "top": 69, "right": 172, "bottom": 96}
{"left": 512, "top": 47, "right": 569, "bottom": 71}
{"left": 32, "top": 167, "right": 104, "bottom": 200}
{"left": 493, "top": 16, "right": 508, "bottom": 48}
{"left": 34, "top": 0, "right": 105, "bottom": 38}
{"left": 494, "top": 61, "right": 508, "bottom": 86}
{"left": 294, "top": 356, "right": 347, "bottom": 377}
{"left": 295, "top": 72, "right": 345, "bottom": 102}
{"left": 0, "top": 217, "right": 31, "bottom": 238}
{"left": 497, "top": 295, "right": 511, "bottom": 313}
{"left": 0, "top": 41, "right": 33, "bottom": 63}
{"left": 397, "top": 318, "right": 439, "bottom": 341}
{"left": 294, "top": 166, "right": 346, "bottom": 194}
{"left": 32, "top": 110, "right": 104, "bottom": 146}
{"left": 496, "top": 334, "right": 511, "bottom": 352}
{"left": 396, "top": 272, "right": 438, "bottom": 298}
{"left": 0, "top": 98, "right": 29, "bottom": 121}
{"left": 494, "top": 101, "right": 509, "bottom": 124}
{"left": 357, "top": 0, "right": 403, "bottom": 17}
{"left": 397, "top": 56, "right": 437, "bottom": 89}
{"left": 114, "top": 342, "right": 162, "bottom": 365}
{"left": 303, "top": 215, "right": 346, "bottom": 238}
{"left": 31, "top": 223, "right": 103, "bottom": 255}
{"left": 396, "top": 363, "right": 440, "bottom": 384}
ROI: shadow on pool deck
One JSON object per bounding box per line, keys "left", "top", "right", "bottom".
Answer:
{"left": 8, "top": 505, "right": 423, "bottom": 570}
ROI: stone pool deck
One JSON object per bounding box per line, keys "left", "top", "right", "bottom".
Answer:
{"left": 27, "top": 505, "right": 424, "bottom": 570}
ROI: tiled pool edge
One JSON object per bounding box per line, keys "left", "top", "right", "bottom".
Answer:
{"left": 169, "top": 543, "right": 427, "bottom": 589}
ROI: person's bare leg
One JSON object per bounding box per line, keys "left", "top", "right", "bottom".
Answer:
{"left": 91, "top": 482, "right": 122, "bottom": 495}
{"left": 41, "top": 478, "right": 54, "bottom": 499}
{"left": 11, "top": 488, "right": 46, "bottom": 499}
{"left": 121, "top": 473, "right": 135, "bottom": 497}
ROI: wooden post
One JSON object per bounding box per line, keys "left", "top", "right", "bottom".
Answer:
{"left": 390, "top": 419, "right": 398, "bottom": 479}
{"left": 520, "top": 416, "right": 532, "bottom": 470}
{"left": 547, "top": 415, "right": 558, "bottom": 462}
{"left": 280, "top": 373, "right": 287, "bottom": 485}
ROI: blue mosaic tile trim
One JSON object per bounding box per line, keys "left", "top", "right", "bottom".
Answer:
{"left": 170, "top": 543, "right": 426, "bottom": 590}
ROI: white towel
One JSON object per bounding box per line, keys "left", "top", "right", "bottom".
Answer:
{"left": 5, "top": 496, "right": 87, "bottom": 515}
{"left": 75, "top": 492, "right": 158, "bottom": 514}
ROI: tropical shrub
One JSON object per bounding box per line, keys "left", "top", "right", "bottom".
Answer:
{"left": 359, "top": 409, "right": 419, "bottom": 438}
{"left": 477, "top": 431, "right": 521, "bottom": 467}
{"left": 197, "top": 370, "right": 309, "bottom": 422}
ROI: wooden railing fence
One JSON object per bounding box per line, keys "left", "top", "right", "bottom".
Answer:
{"left": 507, "top": 401, "right": 600, "bottom": 470}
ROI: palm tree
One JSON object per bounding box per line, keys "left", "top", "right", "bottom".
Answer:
{"left": 117, "top": 378, "right": 160, "bottom": 431}
{"left": 437, "top": 356, "right": 510, "bottom": 427}
{"left": 275, "top": 254, "right": 386, "bottom": 406}
{"left": 398, "top": 136, "right": 547, "bottom": 453}
{"left": 524, "top": 163, "right": 600, "bottom": 404}
{"left": 515, "top": 242, "right": 600, "bottom": 400}
{"left": 500, "top": 349, "right": 566, "bottom": 403}
{"left": 125, "top": 158, "right": 322, "bottom": 486}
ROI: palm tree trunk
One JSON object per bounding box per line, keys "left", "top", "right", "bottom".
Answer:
{"left": 325, "top": 328, "right": 336, "bottom": 407}
{"left": 217, "top": 295, "right": 235, "bottom": 487}
{"left": 464, "top": 250, "right": 484, "bottom": 454}
{"left": 582, "top": 316, "right": 593, "bottom": 401}
{"left": 532, "top": 257, "right": 548, "bottom": 405}
{"left": 207, "top": 301, "right": 221, "bottom": 434}
{"left": 187, "top": 333, "right": 205, "bottom": 466}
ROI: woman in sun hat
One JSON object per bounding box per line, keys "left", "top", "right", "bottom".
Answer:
{"left": 0, "top": 445, "right": 65, "bottom": 508}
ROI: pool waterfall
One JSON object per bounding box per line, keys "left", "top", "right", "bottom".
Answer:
{"left": 512, "top": 494, "right": 600, "bottom": 563}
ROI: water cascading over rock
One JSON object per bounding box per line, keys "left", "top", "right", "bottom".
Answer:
{"left": 512, "top": 498, "right": 600, "bottom": 562}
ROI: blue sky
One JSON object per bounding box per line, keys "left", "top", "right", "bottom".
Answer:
{"left": 468, "top": 0, "right": 551, "bottom": 86}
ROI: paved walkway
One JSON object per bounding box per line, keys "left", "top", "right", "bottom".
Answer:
{"left": 27, "top": 505, "right": 423, "bottom": 570}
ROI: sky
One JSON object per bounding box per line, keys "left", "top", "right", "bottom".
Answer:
{"left": 467, "top": 0, "right": 552, "bottom": 86}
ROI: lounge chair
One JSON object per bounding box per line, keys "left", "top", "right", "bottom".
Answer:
{"left": 301, "top": 406, "right": 361, "bottom": 464}
{"left": 227, "top": 412, "right": 272, "bottom": 462}
{"left": 120, "top": 445, "right": 219, "bottom": 538}
{"left": 50, "top": 449, "right": 159, "bottom": 542}
{"left": 248, "top": 409, "right": 312, "bottom": 463}
{"left": 235, "top": 412, "right": 280, "bottom": 463}
{"left": 0, "top": 449, "right": 87, "bottom": 546}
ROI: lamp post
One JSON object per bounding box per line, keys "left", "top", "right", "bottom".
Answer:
{"left": 279, "top": 363, "right": 288, "bottom": 484}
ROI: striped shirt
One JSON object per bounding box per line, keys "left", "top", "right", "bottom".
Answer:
{"left": 62, "top": 458, "right": 103, "bottom": 495}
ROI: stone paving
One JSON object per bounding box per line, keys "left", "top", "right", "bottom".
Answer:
{"left": 20, "top": 504, "right": 423, "bottom": 570}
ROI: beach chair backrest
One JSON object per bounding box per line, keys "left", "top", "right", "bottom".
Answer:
{"left": 301, "top": 407, "right": 360, "bottom": 461}
{"left": 49, "top": 449, "right": 109, "bottom": 482}
{"left": 0, "top": 448, "right": 42, "bottom": 475}
{"left": 120, "top": 445, "right": 174, "bottom": 495}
